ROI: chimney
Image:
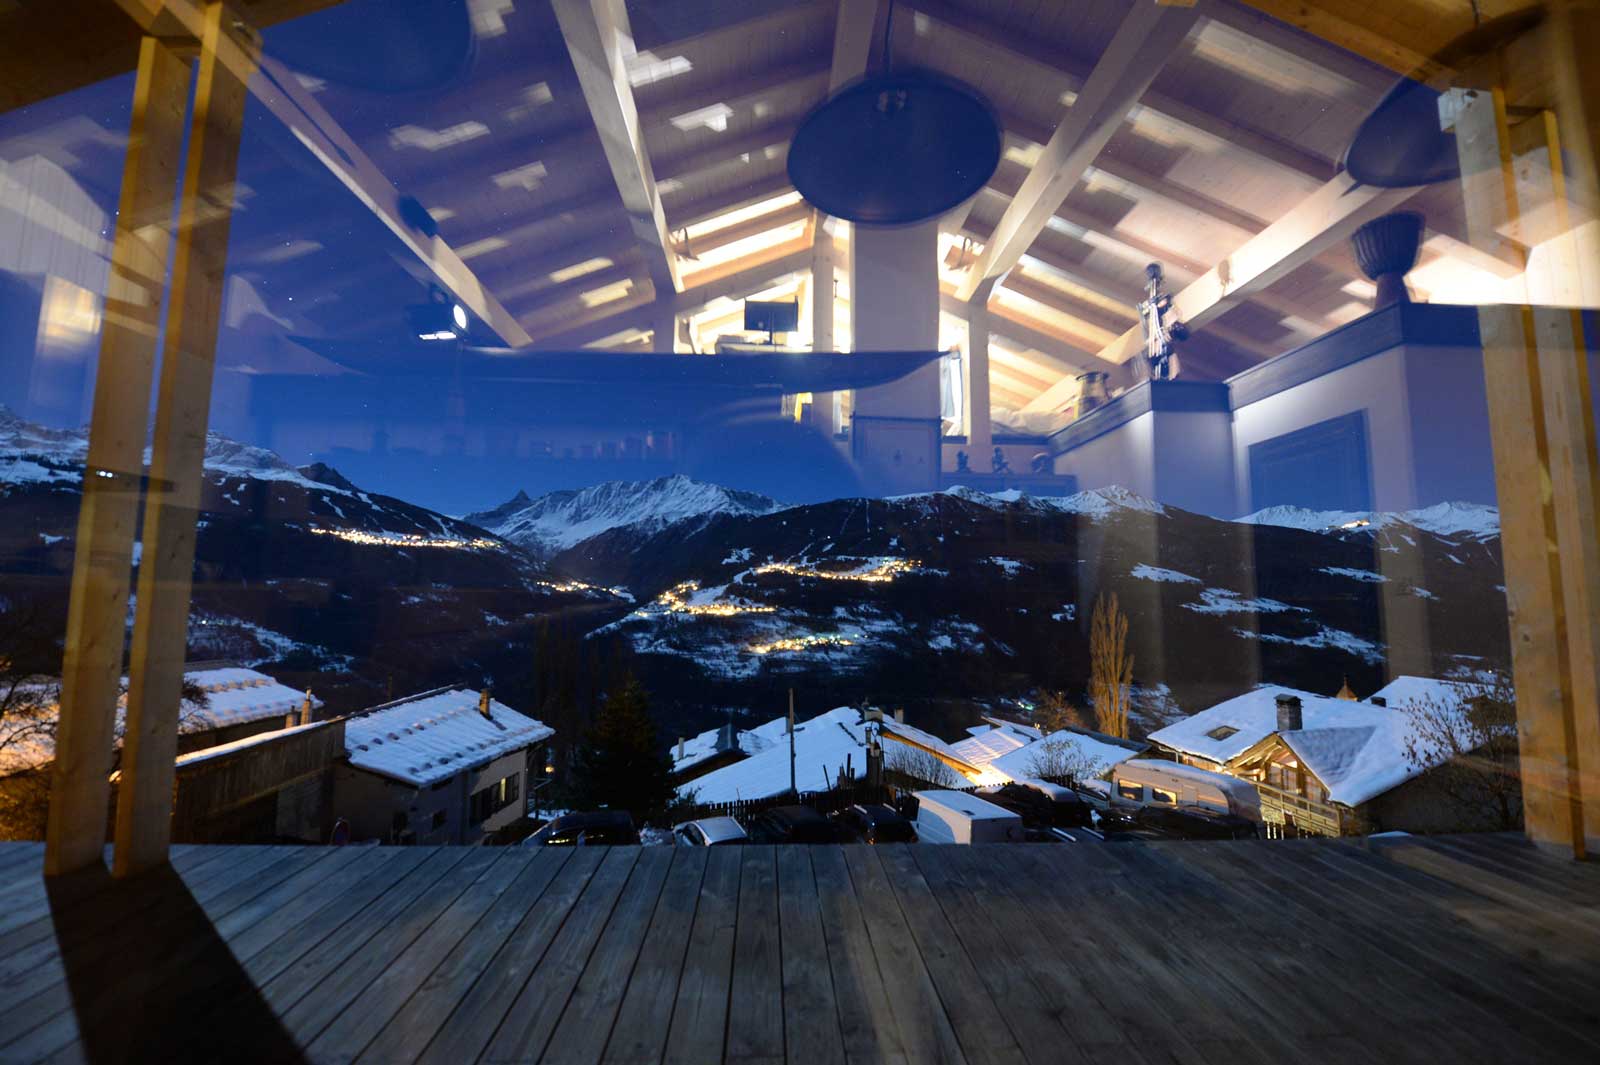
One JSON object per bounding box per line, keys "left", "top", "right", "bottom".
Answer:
{"left": 299, "top": 689, "right": 315, "bottom": 727}
{"left": 677, "top": 737, "right": 686, "bottom": 762}
{"left": 1275, "top": 694, "right": 1303, "bottom": 733}
{"left": 716, "top": 722, "right": 737, "bottom": 753}
{"left": 894, "top": 707, "right": 905, "bottom": 723}
{"left": 1352, "top": 211, "right": 1424, "bottom": 309}
{"left": 478, "top": 689, "right": 493, "bottom": 719}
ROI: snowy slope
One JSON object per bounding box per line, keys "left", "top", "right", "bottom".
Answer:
{"left": 1238, "top": 501, "right": 1500, "bottom": 542}
{"left": 466, "top": 475, "right": 784, "bottom": 559}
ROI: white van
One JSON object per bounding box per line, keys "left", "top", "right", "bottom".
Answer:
{"left": 913, "top": 790, "right": 1027, "bottom": 844}
{"left": 1109, "top": 760, "right": 1263, "bottom": 822}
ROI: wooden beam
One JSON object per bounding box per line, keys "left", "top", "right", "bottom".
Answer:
{"left": 955, "top": 1, "right": 1199, "bottom": 300}
{"left": 1235, "top": 0, "right": 1465, "bottom": 81}
{"left": 906, "top": 0, "right": 1334, "bottom": 182}
{"left": 830, "top": 0, "right": 883, "bottom": 91}
{"left": 654, "top": 120, "right": 799, "bottom": 185}
{"left": 669, "top": 175, "right": 797, "bottom": 230}
{"left": 553, "top": 0, "right": 682, "bottom": 295}
{"left": 44, "top": 35, "right": 190, "bottom": 878}
{"left": 1196, "top": 0, "right": 1395, "bottom": 95}
{"left": 107, "top": 0, "right": 532, "bottom": 345}
{"left": 1024, "top": 171, "right": 1418, "bottom": 410}
{"left": 115, "top": 1, "right": 252, "bottom": 877}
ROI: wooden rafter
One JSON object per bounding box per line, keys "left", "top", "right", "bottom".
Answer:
{"left": 955, "top": 1, "right": 1200, "bottom": 300}
{"left": 553, "top": 0, "right": 682, "bottom": 294}
{"left": 1024, "top": 171, "right": 1419, "bottom": 411}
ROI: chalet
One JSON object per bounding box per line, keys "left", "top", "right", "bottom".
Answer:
{"left": 954, "top": 717, "right": 1147, "bottom": 785}
{"left": 1146, "top": 679, "right": 1493, "bottom": 836}
{"left": 334, "top": 688, "right": 553, "bottom": 845}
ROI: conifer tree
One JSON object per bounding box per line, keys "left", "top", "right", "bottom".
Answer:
{"left": 567, "top": 674, "right": 674, "bottom": 821}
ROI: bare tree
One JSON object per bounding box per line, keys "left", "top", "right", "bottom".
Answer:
{"left": 1033, "top": 690, "right": 1087, "bottom": 735}
{"left": 885, "top": 744, "right": 961, "bottom": 788}
{"left": 1089, "top": 593, "right": 1133, "bottom": 739}
{"left": 1025, "top": 735, "right": 1110, "bottom": 788}
{"left": 1400, "top": 674, "right": 1521, "bottom": 831}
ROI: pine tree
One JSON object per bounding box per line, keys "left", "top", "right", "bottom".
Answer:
{"left": 566, "top": 675, "right": 675, "bottom": 822}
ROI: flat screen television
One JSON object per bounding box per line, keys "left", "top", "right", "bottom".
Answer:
{"left": 744, "top": 300, "right": 799, "bottom": 335}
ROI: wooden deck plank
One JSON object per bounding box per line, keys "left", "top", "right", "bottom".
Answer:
{"left": 775, "top": 846, "right": 847, "bottom": 1065}
{"left": 662, "top": 844, "right": 741, "bottom": 1065}
{"left": 726, "top": 845, "right": 785, "bottom": 1065}
{"left": 542, "top": 846, "right": 677, "bottom": 1065}
{"left": 328, "top": 849, "right": 572, "bottom": 1064}
{"left": 1174, "top": 840, "right": 1564, "bottom": 1065}
{"left": 988, "top": 846, "right": 1278, "bottom": 1065}
{"left": 279, "top": 847, "right": 513, "bottom": 1049}
{"left": 254, "top": 846, "right": 477, "bottom": 1035}
{"left": 1222, "top": 839, "right": 1600, "bottom": 1057}
{"left": 305, "top": 844, "right": 550, "bottom": 1055}
{"left": 1423, "top": 833, "right": 1600, "bottom": 900}
{"left": 0, "top": 846, "right": 340, "bottom": 1060}
{"left": 908, "top": 845, "right": 1094, "bottom": 1065}
{"left": 478, "top": 846, "right": 642, "bottom": 1064}
{"left": 602, "top": 847, "right": 707, "bottom": 1065}
{"left": 839, "top": 845, "right": 967, "bottom": 1065}
{"left": 808, "top": 846, "right": 912, "bottom": 1065}
{"left": 412, "top": 846, "right": 608, "bottom": 1065}
{"left": 871, "top": 846, "right": 1027, "bottom": 1065}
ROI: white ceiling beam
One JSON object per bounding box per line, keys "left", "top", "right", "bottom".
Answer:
{"left": 553, "top": 0, "right": 682, "bottom": 294}
{"left": 1023, "top": 172, "right": 1420, "bottom": 411}
{"left": 906, "top": 0, "right": 1333, "bottom": 183}
{"left": 110, "top": 0, "right": 533, "bottom": 346}
{"left": 954, "top": 1, "right": 1200, "bottom": 301}
{"left": 830, "top": 0, "right": 883, "bottom": 91}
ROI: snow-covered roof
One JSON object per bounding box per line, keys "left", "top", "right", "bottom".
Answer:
{"left": 1147, "top": 680, "right": 1481, "bottom": 807}
{"left": 172, "top": 720, "right": 329, "bottom": 769}
{"left": 0, "top": 665, "right": 318, "bottom": 776}
{"left": 949, "top": 720, "right": 1040, "bottom": 769}
{"left": 679, "top": 707, "right": 871, "bottom": 803}
{"left": 672, "top": 713, "right": 791, "bottom": 774}
{"left": 1146, "top": 685, "right": 1363, "bottom": 765}
{"left": 1368, "top": 675, "right": 1485, "bottom": 710}
{"left": 989, "top": 728, "right": 1144, "bottom": 783}
{"left": 344, "top": 689, "right": 553, "bottom": 787}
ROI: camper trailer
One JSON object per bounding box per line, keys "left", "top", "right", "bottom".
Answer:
{"left": 913, "top": 790, "right": 1027, "bottom": 844}
{"left": 1108, "top": 760, "right": 1263, "bottom": 822}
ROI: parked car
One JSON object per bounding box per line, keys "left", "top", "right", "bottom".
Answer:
{"left": 912, "top": 790, "right": 1026, "bottom": 844}
{"left": 672, "top": 816, "right": 749, "bottom": 846}
{"left": 1133, "top": 805, "right": 1259, "bottom": 840}
{"left": 525, "top": 810, "right": 640, "bottom": 846}
{"left": 978, "top": 781, "right": 1092, "bottom": 829}
{"left": 745, "top": 805, "right": 844, "bottom": 844}
{"left": 831, "top": 803, "right": 917, "bottom": 844}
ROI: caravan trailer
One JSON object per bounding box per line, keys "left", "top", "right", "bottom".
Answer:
{"left": 913, "top": 790, "right": 1027, "bottom": 844}
{"left": 1109, "top": 760, "right": 1263, "bottom": 822}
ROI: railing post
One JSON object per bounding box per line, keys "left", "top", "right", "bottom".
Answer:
{"left": 43, "top": 34, "right": 191, "bottom": 877}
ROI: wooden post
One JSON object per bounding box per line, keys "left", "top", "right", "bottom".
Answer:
{"left": 44, "top": 36, "right": 191, "bottom": 877}
{"left": 114, "top": 3, "right": 255, "bottom": 877}
{"left": 965, "top": 285, "right": 994, "bottom": 471}
{"left": 810, "top": 223, "right": 838, "bottom": 433}
{"left": 1456, "top": 35, "right": 1600, "bottom": 857}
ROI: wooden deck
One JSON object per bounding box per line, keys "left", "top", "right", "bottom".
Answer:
{"left": 0, "top": 834, "right": 1597, "bottom": 1064}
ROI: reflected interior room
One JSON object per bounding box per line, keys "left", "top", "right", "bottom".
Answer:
{"left": 1, "top": 1, "right": 1599, "bottom": 1063}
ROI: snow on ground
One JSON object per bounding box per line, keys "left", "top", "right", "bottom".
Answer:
{"left": 1051, "top": 604, "right": 1076, "bottom": 622}
{"left": 1236, "top": 625, "right": 1384, "bottom": 663}
{"left": 1131, "top": 563, "right": 1200, "bottom": 583}
{"left": 1183, "top": 588, "right": 1307, "bottom": 615}
{"left": 986, "top": 557, "right": 1025, "bottom": 577}
{"left": 1320, "top": 566, "right": 1386, "bottom": 582}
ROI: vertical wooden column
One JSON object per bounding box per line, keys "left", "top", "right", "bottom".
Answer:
{"left": 114, "top": 2, "right": 254, "bottom": 877}
{"left": 810, "top": 222, "right": 838, "bottom": 433}
{"left": 1458, "top": 41, "right": 1600, "bottom": 857}
{"left": 44, "top": 37, "right": 191, "bottom": 877}
{"left": 964, "top": 283, "right": 994, "bottom": 470}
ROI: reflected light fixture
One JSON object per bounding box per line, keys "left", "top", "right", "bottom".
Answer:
{"left": 786, "top": 1, "right": 1000, "bottom": 225}
{"left": 1341, "top": 6, "right": 1546, "bottom": 188}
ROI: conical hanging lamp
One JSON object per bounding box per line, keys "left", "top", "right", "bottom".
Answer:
{"left": 787, "top": 2, "right": 1002, "bottom": 225}
{"left": 1341, "top": 6, "right": 1546, "bottom": 188}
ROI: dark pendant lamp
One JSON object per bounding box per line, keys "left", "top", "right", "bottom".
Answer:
{"left": 1352, "top": 211, "right": 1425, "bottom": 307}
{"left": 266, "top": 0, "right": 476, "bottom": 94}
{"left": 1341, "top": 6, "right": 1546, "bottom": 188}
{"left": 787, "top": 3, "right": 1001, "bottom": 225}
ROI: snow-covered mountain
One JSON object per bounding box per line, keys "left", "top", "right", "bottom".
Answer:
{"left": 466, "top": 475, "right": 784, "bottom": 560}
{"left": 1238, "top": 501, "right": 1500, "bottom": 543}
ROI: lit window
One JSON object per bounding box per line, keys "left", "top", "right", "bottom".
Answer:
{"left": 1151, "top": 787, "right": 1177, "bottom": 805}
{"left": 1116, "top": 780, "right": 1142, "bottom": 802}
